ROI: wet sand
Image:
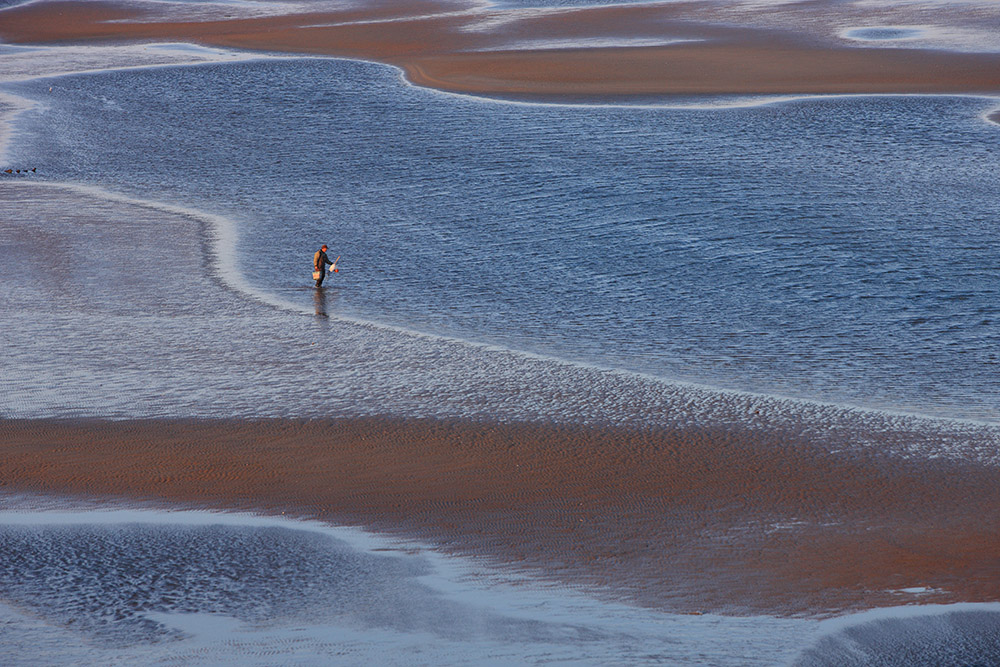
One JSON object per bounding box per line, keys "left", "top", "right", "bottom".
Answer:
{"left": 1, "top": 181, "right": 999, "bottom": 618}
{"left": 3, "top": 0, "right": 1000, "bottom": 624}
{"left": 4, "top": 415, "right": 1000, "bottom": 617}
{"left": 2, "top": 0, "right": 1000, "bottom": 98}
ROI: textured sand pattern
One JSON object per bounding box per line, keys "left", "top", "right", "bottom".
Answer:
{"left": 2, "top": 179, "right": 1000, "bottom": 616}
{"left": 5, "top": 415, "right": 1000, "bottom": 616}
{"left": 1, "top": 0, "right": 999, "bottom": 99}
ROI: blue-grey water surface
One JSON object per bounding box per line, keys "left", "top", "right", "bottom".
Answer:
{"left": 0, "top": 506, "right": 814, "bottom": 665}
{"left": 4, "top": 57, "right": 999, "bottom": 422}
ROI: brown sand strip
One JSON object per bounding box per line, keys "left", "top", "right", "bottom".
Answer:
{"left": 2, "top": 1, "right": 1000, "bottom": 98}
{"left": 401, "top": 42, "right": 1000, "bottom": 97}
{"left": 4, "top": 416, "right": 1000, "bottom": 617}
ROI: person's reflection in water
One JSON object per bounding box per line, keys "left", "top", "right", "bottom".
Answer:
{"left": 313, "top": 286, "right": 329, "bottom": 318}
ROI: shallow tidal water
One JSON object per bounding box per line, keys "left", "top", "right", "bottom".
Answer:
{"left": 0, "top": 500, "right": 812, "bottom": 666}
{"left": 3, "top": 55, "right": 999, "bottom": 424}
{"left": 3, "top": 29, "right": 1000, "bottom": 665}
{"left": 3, "top": 499, "right": 1000, "bottom": 666}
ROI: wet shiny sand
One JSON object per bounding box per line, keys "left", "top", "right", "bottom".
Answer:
{"left": 5, "top": 413, "right": 1000, "bottom": 617}
{"left": 3, "top": 182, "right": 1000, "bottom": 618}
{"left": 1, "top": 0, "right": 999, "bottom": 99}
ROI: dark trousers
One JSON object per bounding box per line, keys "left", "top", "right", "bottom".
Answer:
{"left": 315, "top": 268, "right": 325, "bottom": 287}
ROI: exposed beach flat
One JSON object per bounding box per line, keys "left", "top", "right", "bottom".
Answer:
{"left": 1, "top": 0, "right": 1000, "bottom": 98}
{"left": 3, "top": 0, "right": 1000, "bottom": 650}
{"left": 6, "top": 414, "right": 1000, "bottom": 617}
{"left": 3, "top": 180, "right": 1000, "bottom": 618}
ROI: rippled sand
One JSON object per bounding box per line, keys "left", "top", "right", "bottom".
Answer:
{"left": 2, "top": 181, "right": 1000, "bottom": 619}
{"left": 3, "top": 0, "right": 1000, "bottom": 657}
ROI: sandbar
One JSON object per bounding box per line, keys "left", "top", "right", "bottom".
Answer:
{"left": 4, "top": 415, "right": 1000, "bottom": 617}
{"left": 1, "top": 0, "right": 999, "bottom": 99}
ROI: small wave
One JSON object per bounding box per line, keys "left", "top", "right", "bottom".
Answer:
{"left": 793, "top": 603, "right": 1000, "bottom": 667}
{"left": 842, "top": 26, "right": 926, "bottom": 43}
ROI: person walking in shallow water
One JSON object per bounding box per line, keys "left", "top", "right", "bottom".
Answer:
{"left": 313, "top": 244, "right": 334, "bottom": 287}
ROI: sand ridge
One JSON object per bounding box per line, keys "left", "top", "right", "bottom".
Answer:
{"left": 1, "top": 0, "right": 1000, "bottom": 98}
{"left": 4, "top": 415, "right": 1000, "bottom": 617}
